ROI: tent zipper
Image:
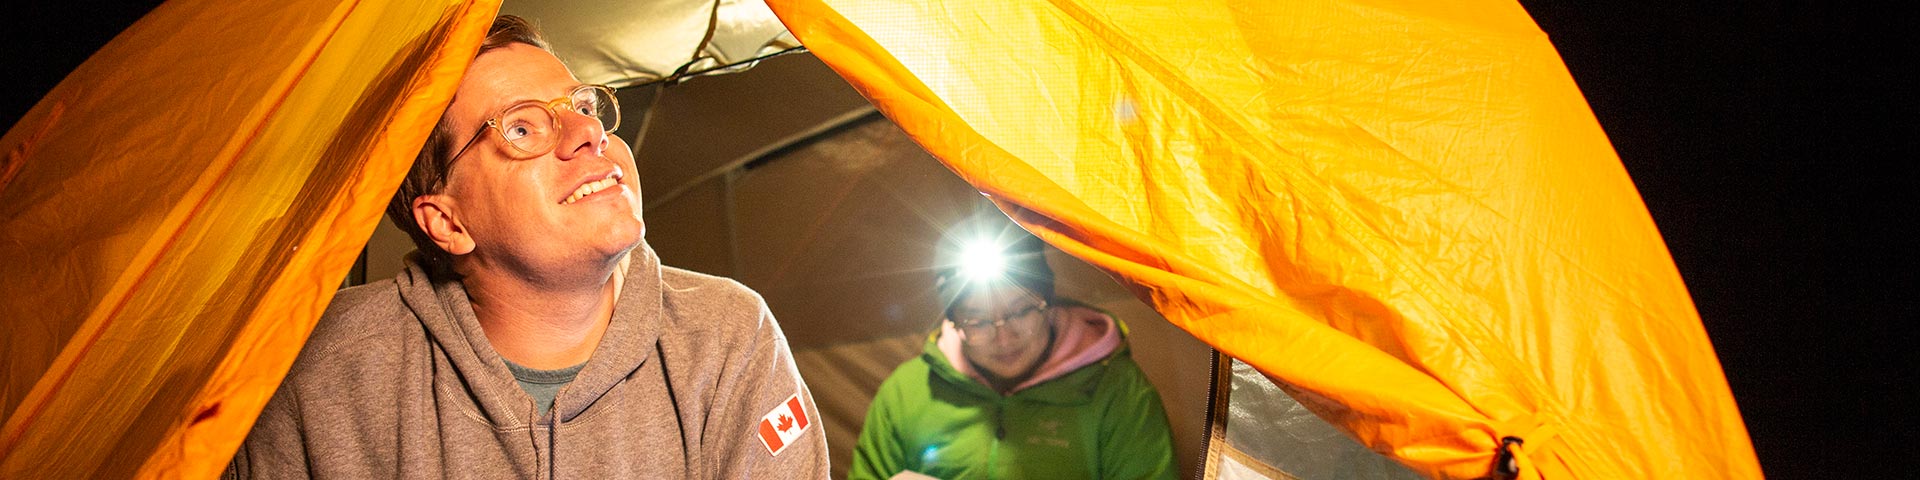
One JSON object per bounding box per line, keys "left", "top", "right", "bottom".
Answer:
{"left": 1193, "top": 350, "right": 1227, "bottom": 479}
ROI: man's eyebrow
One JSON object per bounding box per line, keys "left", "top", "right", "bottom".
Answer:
{"left": 553, "top": 84, "right": 590, "bottom": 99}
{"left": 494, "top": 84, "right": 586, "bottom": 107}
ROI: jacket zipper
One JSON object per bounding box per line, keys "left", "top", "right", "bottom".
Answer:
{"left": 992, "top": 400, "right": 1006, "bottom": 479}
{"left": 995, "top": 401, "right": 1007, "bottom": 440}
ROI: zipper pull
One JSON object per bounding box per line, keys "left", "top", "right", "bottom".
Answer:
{"left": 996, "top": 403, "right": 1008, "bottom": 440}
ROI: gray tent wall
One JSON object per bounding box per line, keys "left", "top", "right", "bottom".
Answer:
{"left": 361, "top": 53, "right": 1215, "bottom": 478}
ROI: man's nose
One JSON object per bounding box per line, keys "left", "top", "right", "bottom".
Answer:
{"left": 553, "top": 108, "right": 607, "bottom": 161}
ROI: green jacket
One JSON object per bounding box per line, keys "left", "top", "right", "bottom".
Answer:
{"left": 851, "top": 306, "right": 1177, "bottom": 479}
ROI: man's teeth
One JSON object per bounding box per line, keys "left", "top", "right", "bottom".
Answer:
{"left": 564, "top": 178, "right": 620, "bottom": 204}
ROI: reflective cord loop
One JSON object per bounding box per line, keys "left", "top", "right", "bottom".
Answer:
{"left": 1494, "top": 436, "right": 1525, "bottom": 478}
{"left": 1493, "top": 411, "right": 1563, "bottom": 478}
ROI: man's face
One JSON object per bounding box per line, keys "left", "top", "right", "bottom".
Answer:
{"left": 952, "top": 284, "right": 1052, "bottom": 382}
{"left": 436, "top": 43, "right": 643, "bottom": 280}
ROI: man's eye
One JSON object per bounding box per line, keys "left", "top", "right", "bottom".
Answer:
{"left": 503, "top": 123, "right": 533, "bottom": 140}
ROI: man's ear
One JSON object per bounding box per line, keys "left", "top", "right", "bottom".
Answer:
{"left": 412, "top": 194, "right": 474, "bottom": 256}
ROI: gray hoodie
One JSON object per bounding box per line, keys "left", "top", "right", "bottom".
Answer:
{"left": 226, "top": 245, "right": 828, "bottom": 478}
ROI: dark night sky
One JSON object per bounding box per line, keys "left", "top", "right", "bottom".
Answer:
{"left": 2, "top": 2, "right": 1908, "bottom": 478}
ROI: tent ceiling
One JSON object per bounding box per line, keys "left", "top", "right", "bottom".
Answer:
{"left": 501, "top": 0, "right": 799, "bottom": 88}
{"left": 618, "top": 54, "right": 873, "bottom": 214}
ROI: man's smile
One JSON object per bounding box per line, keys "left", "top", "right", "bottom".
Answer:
{"left": 562, "top": 169, "right": 624, "bottom": 204}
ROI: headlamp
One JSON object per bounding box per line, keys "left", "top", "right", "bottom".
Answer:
{"left": 933, "top": 212, "right": 1056, "bottom": 315}
{"left": 955, "top": 238, "right": 1009, "bottom": 283}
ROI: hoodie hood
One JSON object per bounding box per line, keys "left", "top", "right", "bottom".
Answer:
{"left": 934, "top": 302, "right": 1123, "bottom": 395}
{"left": 397, "top": 244, "right": 667, "bottom": 426}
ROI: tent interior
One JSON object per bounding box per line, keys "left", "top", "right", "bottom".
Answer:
{"left": 352, "top": 49, "right": 1407, "bottom": 478}
{"left": 343, "top": 1, "right": 1433, "bottom": 473}
{"left": 354, "top": 50, "right": 1222, "bottom": 477}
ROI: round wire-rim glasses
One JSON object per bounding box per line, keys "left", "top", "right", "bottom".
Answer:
{"left": 448, "top": 84, "right": 621, "bottom": 162}
{"left": 953, "top": 302, "right": 1048, "bottom": 339}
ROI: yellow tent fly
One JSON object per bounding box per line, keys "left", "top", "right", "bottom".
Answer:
{"left": 764, "top": 0, "right": 1760, "bottom": 478}
{"left": 1, "top": 0, "right": 1760, "bottom": 478}
{"left": 0, "top": 1, "right": 498, "bottom": 477}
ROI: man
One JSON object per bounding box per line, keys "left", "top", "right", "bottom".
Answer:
{"left": 850, "top": 214, "right": 1176, "bottom": 479}
{"left": 227, "top": 16, "right": 827, "bottom": 478}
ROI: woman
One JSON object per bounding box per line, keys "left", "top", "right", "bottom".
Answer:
{"left": 851, "top": 214, "right": 1176, "bottom": 479}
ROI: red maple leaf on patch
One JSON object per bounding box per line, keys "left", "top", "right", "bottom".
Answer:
{"left": 777, "top": 414, "right": 794, "bottom": 432}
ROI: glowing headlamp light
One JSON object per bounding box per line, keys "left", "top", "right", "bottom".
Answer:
{"left": 955, "top": 239, "right": 1009, "bottom": 283}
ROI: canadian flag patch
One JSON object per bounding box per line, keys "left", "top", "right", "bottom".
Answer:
{"left": 756, "top": 393, "right": 811, "bottom": 456}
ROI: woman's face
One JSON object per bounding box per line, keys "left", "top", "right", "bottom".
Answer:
{"left": 951, "top": 284, "right": 1052, "bottom": 384}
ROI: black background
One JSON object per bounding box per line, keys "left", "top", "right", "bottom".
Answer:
{"left": 2, "top": 2, "right": 1908, "bottom": 478}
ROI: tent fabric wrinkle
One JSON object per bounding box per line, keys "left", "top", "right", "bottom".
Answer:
{"left": 0, "top": 0, "right": 499, "bottom": 477}
{"left": 765, "top": 0, "right": 1760, "bottom": 478}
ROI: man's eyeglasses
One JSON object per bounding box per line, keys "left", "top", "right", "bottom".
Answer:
{"left": 952, "top": 303, "right": 1047, "bottom": 338}
{"left": 449, "top": 84, "right": 620, "bottom": 162}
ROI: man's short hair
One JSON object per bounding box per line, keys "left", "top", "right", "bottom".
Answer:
{"left": 386, "top": 15, "right": 552, "bottom": 280}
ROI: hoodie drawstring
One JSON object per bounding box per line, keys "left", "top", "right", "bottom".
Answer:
{"left": 527, "top": 400, "right": 542, "bottom": 478}
{"left": 548, "top": 409, "right": 560, "bottom": 479}
{"left": 524, "top": 398, "right": 563, "bottom": 479}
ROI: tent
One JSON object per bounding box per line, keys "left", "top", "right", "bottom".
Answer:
{"left": 1, "top": 0, "right": 1760, "bottom": 478}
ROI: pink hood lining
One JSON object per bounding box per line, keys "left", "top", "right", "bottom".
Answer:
{"left": 938, "top": 304, "right": 1121, "bottom": 394}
